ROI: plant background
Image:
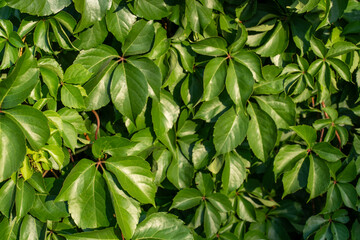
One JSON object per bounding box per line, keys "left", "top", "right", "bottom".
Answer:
{"left": 0, "top": 0, "right": 360, "bottom": 239}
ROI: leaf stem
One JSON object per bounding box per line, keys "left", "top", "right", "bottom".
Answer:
{"left": 92, "top": 110, "right": 100, "bottom": 140}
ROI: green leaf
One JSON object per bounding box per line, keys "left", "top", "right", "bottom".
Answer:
{"left": 167, "top": 148, "right": 194, "bottom": 189}
{"left": 303, "top": 215, "right": 327, "bottom": 239}
{"left": 229, "top": 23, "right": 247, "bottom": 53}
{"left": 173, "top": 42, "right": 195, "bottom": 73}
{"left": 194, "top": 94, "right": 232, "bottom": 123}
{"left": 185, "top": 0, "right": 212, "bottom": 33}
{"left": 106, "top": 2, "right": 136, "bottom": 43}
{"left": 42, "top": 145, "right": 65, "bottom": 169}
{"left": 63, "top": 64, "right": 92, "bottom": 85}
{"left": 307, "top": 155, "right": 330, "bottom": 200}
{"left": 195, "top": 172, "right": 214, "bottom": 196}
{"left": 236, "top": 195, "right": 256, "bottom": 222}
{"left": 213, "top": 107, "right": 249, "bottom": 155}
{"left": 326, "top": 41, "right": 358, "bottom": 58}
{"left": 29, "top": 195, "right": 69, "bottom": 222}
{"left": 134, "top": 0, "right": 169, "bottom": 20}
{"left": 337, "top": 183, "right": 357, "bottom": 210}
{"left": 247, "top": 102, "right": 277, "bottom": 161}
{"left": 19, "top": 214, "right": 45, "bottom": 240}
{"left": 56, "top": 159, "right": 96, "bottom": 201}
{"left": 5, "top": 0, "right": 71, "bottom": 16}
{"left": 103, "top": 171, "right": 140, "bottom": 240}
{"left": 73, "top": 19, "right": 108, "bottom": 50}
{"left": 62, "top": 120, "right": 77, "bottom": 152}
{"left": 68, "top": 167, "right": 109, "bottom": 229}
{"left": 152, "top": 90, "right": 180, "bottom": 137}
{"left": 222, "top": 151, "right": 246, "bottom": 193}
{"left": 321, "top": 184, "right": 342, "bottom": 214}
{"left": 58, "top": 107, "right": 87, "bottom": 134}
{"left": 204, "top": 202, "right": 221, "bottom": 238}
{"left": 310, "top": 36, "right": 327, "bottom": 58}
{"left": 0, "top": 179, "right": 16, "bottom": 218}
{"left": 153, "top": 148, "right": 172, "bottom": 185}
{"left": 232, "top": 50, "right": 263, "bottom": 82}
{"left": 326, "top": 58, "right": 351, "bottom": 82}
{"left": 331, "top": 222, "right": 349, "bottom": 240}
{"left": 73, "top": 45, "right": 119, "bottom": 74}
{"left": 0, "top": 115, "right": 26, "bottom": 182}
{"left": 127, "top": 58, "right": 161, "bottom": 100}
{"left": 3, "top": 105, "right": 50, "bottom": 151}
{"left": 33, "top": 20, "right": 52, "bottom": 53}
{"left": 61, "top": 228, "right": 120, "bottom": 240}
{"left": 290, "top": 125, "right": 317, "bottom": 147}
{"left": 122, "top": 19, "right": 155, "bottom": 56}
{"left": 105, "top": 156, "right": 156, "bottom": 205}
{"left": 312, "top": 142, "right": 346, "bottom": 162}
{"left": 254, "top": 95, "right": 296, "bottom": 129}
{"left": 351, "top": 220, "right": 360, "bottom": 240}
{"left": 40, "top": 67, "right": 59, "bottom": 99}
{"left": 61, "top": 84, "right": 85, "bottom": 109}
{"left": 146, "top": 23, "right": 170, "bottom": 59}
{"left": 256, "top": 21, "right": 289, "bottom": 57}
{"left": 191, "top": 37, "right": 228, "bottom": 56}
{"left": 337, "top": 161, "right": 357, "bottom": 183}
{"left": 0, "top": 217, "right": 20, "bottom": 240}
{"left": 0, "top": 49, "right": 39, "bottom": 109}
{"left": 15, "top": 179, "right": 35, "bottom": 219}
{"left": 282, "top": 157, "right": 308, "bottom": 197}
{"left": 73, "top": 0, "right": 111, "bottom": 33}
{"left": 207, "top": 193, "right": 232, "bottom": 212}
{"left": 226, "top": 60, "right": 253, "bottom": 107}
{"left": 170, "top": 188, "right": 203, "bottom": 210}
{"left": 92, "top": 136, "right": 135, "bottom": 158}
{"left": 133, "top": 213, "right": 193, "bottom": 240}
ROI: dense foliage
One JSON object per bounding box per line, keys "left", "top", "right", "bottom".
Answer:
{"left": 0, "top": 0, "right": 360, "bottom": 239}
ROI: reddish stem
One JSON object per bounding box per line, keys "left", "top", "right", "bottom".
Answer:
{"left": 311, "top": 97, "right": 315, "bottom": 108}
{"left": 319, "top": 128, "right": 325, "bottom": 142}
{"left": 50, "top": 169, "right": 59, "bottom": 179}
{"left": 335, "top": 131, "right": 342, "bottom": 150}
{"left": 122, "top": 233, "right": 125, "bottom": 240}
{"left": 92, "top": 110, "right": 100, "bottom": 140}
{"left": 68, "top": 148, "right": 74, "bottom": 162}
{"left": 84, "top": 133, "right": 91, "bottom": 142}
{"left": 42, "top": 170, "right": 48, "bottom": 178}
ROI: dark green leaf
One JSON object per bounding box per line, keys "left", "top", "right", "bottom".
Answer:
{"left": 134, "top": 0, "right": 169, "bottom": 20}
{"left": 15, "top": 179, "right": 35, "bottom": 219}
{"left": 312, "top": 142, "right": 346, "bottom": 162}
{"left": 61, "top": 228, "right": 120, "bottom": 240}
{"left": 204, "top": 202, "right": 221, "bottom": 238}
{"left": 307, "top": 155, "right": 330, "bottom": 200}
{"left": 5, "top": 0, "right": 71, "bottom": 16}
{"left": 170, "top": 188, "right": 203, "bottom": 210}
{"left": 167, "top": 148, "right": 194, "bottom": 189}
{"left": 0, "top": 179, "right": 15, "bottom": 218}
{"left": 290, "top": 125, "right": 317, "bottom": 147}
{"left": 191, "top": 37, "right": 228, "bottom": 56}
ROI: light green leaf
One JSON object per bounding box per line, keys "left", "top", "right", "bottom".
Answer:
{"left": 73, "top": 19, "right": 108, "bottom": 50}
{"left": 213, "top": 107, "right": 249, "bottom": 155}
{"left": 326, "top": 58, "right": 351, "bottom": 82}
{"left": 337, "top": 183, "right": 357, "bottom": 210}
{"left": 110, "top": 62, "right": 148, "bottom": 123}
{"left": 42, "top": 145, "right": 65, "bottom": 169}
{"left": 204, "top": 202, "right": 221, "bottom": 239}
{"left": 194, "top": 94, "right": 232, "bottom": 123}
{"left": 310, "top": 36, "right": 327, "bottom": 58}
{"left": 127, "top": 58, "right": 161, "bottom": 100}
{"left": 195, "top": 172, "right": 214, "bottom": 196}
{"left": 222, "top": 151, "right": 246, "bottom": 193}
{"left": 273, "top": 144, "right": 307, "bottom": 178}
{"left": 170, "top": 188, "right": 203, "bottom": 210}
{"left": 226, "top": 60, "right": 253, "bottom": 107}
{"left": 103, "top": 171, "right": 141, "bottom": 240}
{"left": 185, "top": 0, "right": 212, "bottom": 33}
{"left": 92, "top": 136, "right": 135, "bottom": 158}
{"left": 68, "top": 168, "right": 109, "bottom": 229}
{"left": 29, "top": 195, "right": 69, "bottom": 222}
{"left": 146, "top": 23, "right": 170, "bottom": 59}
{"left": 307, "top": 155, "right": 330, "bottom": 200}
{"left": 207, "top": 193, "right": 232, "bottom": 212}
{"left": 19, "top": 214, "right": 44, "bottom": 240}
{"left": 105, "top": 156, "right": 156, "bottom": 205}
{"left": 56, "top": 159, "right": 96, "bottom": 201}
{"left": 61, "top": 228, "right": 120, "bottom": 240}
{"left": 40, "top": 67, "right": 59, "bottom": 99}
{"left": 63, "top": 64, "right": 92, "bottom": 85}
{"left": 236, "top": 195, "right": 256, "bottom": 222}
{"left": 152, "top": 90, "right": 180, "bottom": 137}
{"left": 232, "top": 50, "right": 263, "bottom": 82}
{"left": 312, "top": 142, "right": 346, "bottom": 162}
{"left": 282, "top": 157, "right": 308, "bottom": 197}
{"left": 326, "top": 41, "right": 358, "bottom": 58}
{"left": 15, "top": 179, "right": 35, "bottom": 219}
{"left": 0, "top": 115, "right": 26, "bottom": 182}
{"left": 191, "top": 37, "right": 228, "bottom": 56}
{"left": 290, "top": 125, "right": 317, "bottom": 147}
{"left": 173, "top": 42, "right": 195, "bottom": 72}
{"left": 0, "top": 49, "right": 39, "bottom": 109}
{"left": 106, "top": 1, "right": 136, "bottom": 43}
{"left": 153, "top": 148, "right": 172, "bottom": 185}
{"left": 167, "top": 148, "right": 194, "bottom": 189}
{"left": 62, "top": 120, "right": 77, "bottom": 152}
{"left": 0, "top": 217, "right": 20, "bottom": 240}
{"left": 0, "top": 179, "right": 16, "bottom": 218}
{"left": 33, "top": 20, "right": 52, "bottom": 53}
{"left": 73, "top": 0, "right": 111, "bottom": 33}
{"left": 3, "top": 105, "right": 50, "bottom": 151}
{"left": 58, "top": 107, "right": 87, "bottom": 134}
{"left": 134, "top": 0, "right": 169, "bottom": 20}
{"left": 247, "top": 102, "right": 277, "bottom": 161}
{"left": 203, "top": 57, "right": 227, "bottom": 101}
{"left": 133, "top": 213, "right": 193, "bottom": 240}
{"left": 61, "top": 84, "right": 85, "bottom": 109}
{"left": 254, "top": 95, "right": 296, "bottom": 129}
{"left": 5, "top": 0, "right": 71, "bottom": 16}
{"left": 256, "top": 21, "right": 289, "bottom": 57}
{"left": 122, "top": 19, "right": 155, "bottom": 56}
